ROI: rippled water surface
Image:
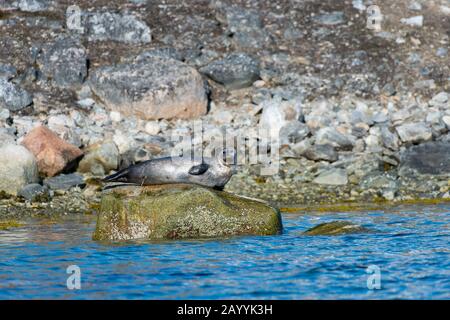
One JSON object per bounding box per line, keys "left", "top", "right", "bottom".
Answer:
{"left": 0, "top": 204, "right": 449, "bottom": 299}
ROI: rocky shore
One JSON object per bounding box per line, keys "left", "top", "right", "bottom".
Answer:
{"left": 1, "top": 0, "right": 450, "bottom": 217}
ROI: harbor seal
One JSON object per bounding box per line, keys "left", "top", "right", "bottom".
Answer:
{"left": 103, "top": 151, "right": 233, "bottom": 189}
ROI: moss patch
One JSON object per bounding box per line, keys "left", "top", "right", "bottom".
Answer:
{"left": 0, "top": 220, "right": 24, "bottom": 230}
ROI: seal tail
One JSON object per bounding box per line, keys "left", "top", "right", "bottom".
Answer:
{"left": 102, "top": 167, "right": 131, "bottom": 183}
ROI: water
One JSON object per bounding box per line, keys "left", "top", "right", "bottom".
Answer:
{"left": 0, "top": 204, "right": 449, "bottom": 299}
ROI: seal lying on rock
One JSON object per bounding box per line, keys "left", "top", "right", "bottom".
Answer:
{"left": 103, "top": 152, "right": 233, "bottom": 189}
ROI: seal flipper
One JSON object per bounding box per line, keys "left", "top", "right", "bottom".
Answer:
{"left": 188, "top": 163, "right": 209, "bottom": 175}
{"left": 103, "top": 167, "right": 131, "bottom": 183}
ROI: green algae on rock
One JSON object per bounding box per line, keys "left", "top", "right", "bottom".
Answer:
{"left": 303, "top": 221, "right": 373, "bottom": 236}
{"left": 93, "top": 184, "right": 282, "bottom": 241}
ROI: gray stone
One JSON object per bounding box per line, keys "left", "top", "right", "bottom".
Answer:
{"left": 0, "top": 144, "right": 39, "bottom": 195}
{"left": 38, "top": 38, "right": 88, "bottom": 88}
{"left": 380, "top": 126, "right": 400, "bottom": 150}
{"left": 134, "top": 48, "right": 183, "bottom": 63}
{"left": 200, "top": 53, "right": 259, "bottom": 90}
{"left": 89, "top": 56, "right": 207, "bottom": 120}
{"left": 86, "top": 12, "right": 151, "bottom": 44}
{"left": 43, "top": 173, "right": 85, "bottom": 191}
{"left": 0, "top": 64, "right": 17, "bottom": 80}
{"left": 313, "top": 168, "right": 348, "bottom": 185}
{"left": 0, "top": 78, "right": 33, "bottom": 111}
{"left": 396, "top": 122, "right": 432, "bottom": 143}
{"left": 302, "top": 144, "right": 338, "bottom": 162}
{"left": 400, "top": 141, "right": 450, "bottom": 174}
{"left": 223, "top": 7, "right": 271, "bottom": 50}
{"left": 279, "top": 121, "right": 309, "bottom": 145}
{"left": 315, "top": 127, "right": 355, "bottom": 150}
{"left": 18, "top": 183, "right": 49, "bottom": 202}
{"left": 313, "top": 11, "right": 345, "bottom": 26}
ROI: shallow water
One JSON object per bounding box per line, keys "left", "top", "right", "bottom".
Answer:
{"left": 0, "top": 204, "right": 449, "bottom": 299}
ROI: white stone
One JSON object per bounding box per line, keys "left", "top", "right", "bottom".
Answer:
{"left": 401, "top": 16, "right": 423, "bottom": 27}
{"left": 442, "top": 116, "right": 450, "bottom": 129}
{"left": 0, "top": 144, "right": 39, "bottom": 195}
{"left": 113, "top": 131, "right": 136, "bottom": 154}
{"left": 144, "top": 121, "right": 161, "bottom": 135}
{"left": 313, "top": 168, "right": 348, "bottom": 185}
{"left": 110, "top": 111, "right": 122, "bottom": 122}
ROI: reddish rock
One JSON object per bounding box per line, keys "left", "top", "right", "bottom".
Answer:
{"left": 21, "top": 126, "right": 83, "bottom": 177}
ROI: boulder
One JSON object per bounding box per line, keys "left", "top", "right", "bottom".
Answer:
{"left": 89, "top": 56, "right": 208, "bottom": 120}
{"left": 400, "top": 141, "right": 450, "bottom": 175}
{"left": 0, "top": 144, "right": 39, "bottom": 195}
{"left": 200, "top": 53, "right": 260, "bottom": 90}
{"left": 38, "top": 38, "right": 88, "bottom": 88}
{"left": 21, "top": 126, "right": 83, "bottom": 177}
{"left": 93, "top": 185, "right": 282, "bottom": 241}
{"left": 18, "top": 183, "right": 49, "bottom": 202}
{"left": 78, "top": 140, "right": 119, "bottom": 176}
{"left": 0, "top": 78, "right": 33, "bottom": 111}
{"left": 43, "top": 173, "right": 85, "bottom": 191}
{"left": 302, "top": 144, "right": 338, "bottom": 162}
{"left": 396, "top": 122, "right": 432, "bottom": 144}
{"left": 303, "top": 221, "right": 372, "bottom": 236}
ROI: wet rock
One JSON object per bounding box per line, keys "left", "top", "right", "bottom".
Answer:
{"left": 89, "top": 56, "right": 207, "bottom": 120}
{"left": 303, "top": 221, "right": 372, "bottom": 236}
{"left": 200, "top": 53, "right": 259, "bottom": 90}
{"left": 302, "top": 144, "right": 338, "bottom": 162}
{"left": 44, "top": 173, "right": 85, "bottom": 191}
{"left": 396, "top": 122, "right": 432, "bottom": 144}
{"left": 0, "top": 144, "right": 39, "bottom": 195}
{"left": 21, "top": 126, "right": 83, "bottom": 177}
{"left": 38, "top": 38, "right": 88, "bottom": 88}
{"left": 78, "top": 140, "right": 119, "bottom": 176}
{"left": 93, "top": 185, "right": 282, "bottom": 241}
{"left": 313, "top": 168, "right": 348, "bottom": 185}
{"left": 400, "top": 141, "right": 450, "bottom": 175}
{"left": 86, "top": 12, "right": 151, "bottom": 44}
{"left": 18, "top": 183, "right": 49, "bottom": 202}
{"left": 0, "top": 78, "right": 33, "bottom": 111}
{"left": 429, "top": 92, "right": 449, "bottom": 108}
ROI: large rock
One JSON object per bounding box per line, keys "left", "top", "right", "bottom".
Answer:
{"left": 85, "top": 12, "right": 151, "bottom": 44}
{"left": 0, "top": 144, "right": 39, "bottom": 195}
{"left": 93, "top": 185, "right": 282, "bottom": 241}
{"left": 89, "top": 56, "right": 208, "bottom": 120}
{"left": 400, "top": 141, "right": 450, "bottom": 175}
{"left": 78, "top": 140, "right": 119, "bottom": 176}
{"left": 38, "top": 38, "right": 88, "bottom": 88}
{"left": 0, "top": 78, "right": 33, "bottom": 111}
{"left": 396, "top": 122, "right": 432, "bottom": 144}
{"left": 199, "top": 53, "right": 260, "bottom": 90}
{"left": 21, "top": 126, "right": 83, "bottom": 177}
